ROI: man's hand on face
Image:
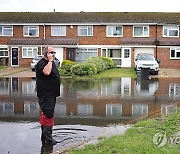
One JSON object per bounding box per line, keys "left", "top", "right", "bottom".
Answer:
{"left": 47, "top": 52, "right": 54, "bottom": 62}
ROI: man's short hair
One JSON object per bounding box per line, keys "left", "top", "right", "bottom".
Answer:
{"left": 43, "top": 46, "right": 49, "bottom": 54}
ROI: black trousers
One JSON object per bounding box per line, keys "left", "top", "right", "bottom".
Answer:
{"left": 38, "top": 97, "right": 56, "bottom": 118}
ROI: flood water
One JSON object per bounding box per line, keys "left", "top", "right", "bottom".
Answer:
{"left": 0, "top": 77, "right": 180, "bottom": 154}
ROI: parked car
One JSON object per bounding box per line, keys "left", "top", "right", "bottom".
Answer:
{"left": 31, "top": 55, "right": 60, "bottom": 71}
{"left": 135, "top": 53, "right": 160, "bottom": 75}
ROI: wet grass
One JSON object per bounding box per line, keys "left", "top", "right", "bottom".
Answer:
{"left": 71, "top": 68, "right": 136, "bottom": 79}
{"left": 69, "top": 108, "right": 180, "bottom": 154}
{"left": 0, "top": 66, "right": 5, "bottom": 70}
{"left": 95, "top": 68, "right": 136, "bottom": 78}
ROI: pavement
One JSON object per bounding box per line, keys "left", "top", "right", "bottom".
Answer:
{"left": 0, "top": 66, "right": 180, "bottom": 78}
{"left": 0, "top": 66, "right": 35, "bottom": 77}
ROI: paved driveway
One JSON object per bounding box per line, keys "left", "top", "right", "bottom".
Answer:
{"left": 0, "top": 67, "right": 35, "bottom": 77}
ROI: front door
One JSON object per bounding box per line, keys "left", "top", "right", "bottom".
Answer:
{"left": 121, "top": 48, "right": 131, "bottom": 67}
{"left": 11, "top": 48, "right": 19, "bottom": 66}
{"left": 67, "top": 48, "right": 76, "bottom": 61}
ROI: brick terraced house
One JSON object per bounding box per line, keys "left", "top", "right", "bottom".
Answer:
{"left": 0, "top": 12, "right": 180, "bottom": 68}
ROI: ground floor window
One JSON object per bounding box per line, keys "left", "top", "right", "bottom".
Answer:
{"left": 101, "top": 48, "right": 131, "bottom": 67}
{"left": 0, "top": 47, "right": 8, "bottom": 57}
{"left": 76, "top": 48, "right": 98, "bottom": 62}
{"left": 170, "top": 48, "right": 180, "bottom": 59}
{"left": 22, "top": 47, "right": 38, "bottom": 58}
{"left": 102, "top": 48, "right": 122, "bottom": 66}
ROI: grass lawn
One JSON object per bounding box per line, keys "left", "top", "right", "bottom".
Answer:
{"left": 0, "top": 66, "right": 5, "bottom": 70}
{"left": 69, "top": 108, "right": 180, "bottom": 154}
{"left": 95, "top": 68, "right": 136, "bottom": 78}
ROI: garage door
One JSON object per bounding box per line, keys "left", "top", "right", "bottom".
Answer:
{"left": 54, "top": 48, "right": 63, "bottom": 66}
{"left": 134, "top": 48, "right": 154, "bottom": 59}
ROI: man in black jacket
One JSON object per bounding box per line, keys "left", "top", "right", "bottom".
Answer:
{"left": 36, "top": 45, "right": 60, "bottom": 145}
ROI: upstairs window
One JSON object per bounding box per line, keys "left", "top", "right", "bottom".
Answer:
{"left": 163, "top": 26, "right": 179, "bottom": 37}
{"left": 133, "top": 26, "right": 149, "bottom": 37}
{"left": 23, "top": 26, "right": 39, "bottom": 37}
{"left": 51, "top": 26, "right": 66, "bottom": 36}
{"left": 106, "top": 26, "right": 123, "bottom": 37}
{"left": 22, "top": 47, "right": 38, "bottom": 58}
{"left": 78, "top": 26, "right": 93, "bottom": 36}
{"left": 170, "top": 48, "right": 180, "bottom": 59}
{"left": 0, "top": 26, "right": 13, "bottom": 36}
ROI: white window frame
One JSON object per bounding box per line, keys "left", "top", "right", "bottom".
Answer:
{"left": 106, "top": 25, "right": 123, "bottom": 37}
{"left": 163, "top": 26, "right": 179, "bottom": 37}
{"left": 23, "top": 26, "right": 39, "bottom": 37}
{"left": 51, "top": 26, "right": 66, "bottom": 36}
{"left": 22, "top": 47, "right": 38, "bottom": 58}
{"left": 106, "top": 104, "right": 122, "bottom": 117}
{"left": 170, "top": 48, "right": 180, "bottom": 59}
{"left": 76, "top": 48, "right": 98, "bottom": 62}
{"left": 133, "top": 25, "right": 149, "bottom": 37}
{"left": 78, "top": 26, "right": 93, "bottom": 36}
{"left": 0, "top": 78, "right": 10, "bottom": 95}
{"left": 0, "top": 26, "right": 13, "bottom": 36}
{"left": 77, "top": 104, "right": 93, "bottom": 115}
{"left": 161, "top": 104, "right": 177, "bottom": 115}
{"left": 169, "top": 83, "right": 180, "bottom": 99}
{"left": 0, "top": 47, "right": 9, "bottom": 57}
{"left": 132, "top": 104, "right": 148, "bottom": 116}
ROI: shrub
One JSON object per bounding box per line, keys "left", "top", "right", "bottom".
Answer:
{"left": 86, "top": 57, "right": 106, "bottom": 73}
{"left": 71, "top": 63, "right": 97, "bottom": 76}
{"left": 61, "top": 60, "right": 76, "bottom": 66}
{"left": 59, "top": 60, "right": 76, "bottom": 76}
{"left": 101, "top": 57, "right": 114, "bottom": 68}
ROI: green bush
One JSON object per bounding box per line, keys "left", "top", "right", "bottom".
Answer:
{"left": 59, "top": 57, "right": 114, "bottom": 77}
{"left": 61, "top": 60, "right": 76, "bottom": 66}
{"left": 101, "top": 57, "right": 114, "bottom": 68}
{"left": 71, "top": 63, "right": 97, "bottom": 76}
{"left": 59, "top": 60, "right": 76, "bottom": 76}
{"left": 86, "top": 57, "right": 106, "bottom": 73}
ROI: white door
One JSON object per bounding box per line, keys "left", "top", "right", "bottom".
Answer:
{"left": 121, "top": 48, "right": 131, "bottom": 67}
{"left": 54, "top": 48, "right": 63, "bottom": 66}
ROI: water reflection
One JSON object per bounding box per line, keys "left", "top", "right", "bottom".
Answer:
{"left": 0, "top": 77, "right": 180, "bottom": 125}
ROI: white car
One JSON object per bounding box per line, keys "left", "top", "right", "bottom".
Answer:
{"left": 135, "top": 53, "right": 160, "bottom": 75}
{"left": 31, "top": 55, "right": 60, "bottom": 71}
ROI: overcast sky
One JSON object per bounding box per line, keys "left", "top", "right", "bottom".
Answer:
{"left": 0, "top": 0, "right": 180, "bottom": 12}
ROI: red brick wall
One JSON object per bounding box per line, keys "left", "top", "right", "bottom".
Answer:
{"left": 1, "top": 24, "right": 180, "bottom": 68}
{"left": 157, "top": 48, "right": 180, "bottom": 68}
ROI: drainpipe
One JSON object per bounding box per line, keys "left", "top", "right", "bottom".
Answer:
{"left": 43, "top": 23, "right": 45, "bottom": 39}
{"left": 42, "top": 23, "right": 45, "bottom": 54}
{"left": 155, "top": 24, "right": 158, "bottom": 59}
{"left": 40, "top": 45, "right": 43, "bottom": 55}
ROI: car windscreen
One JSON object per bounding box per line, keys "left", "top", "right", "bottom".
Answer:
{"left": 138, "top": 54, "right": 155, "bottom": 61}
